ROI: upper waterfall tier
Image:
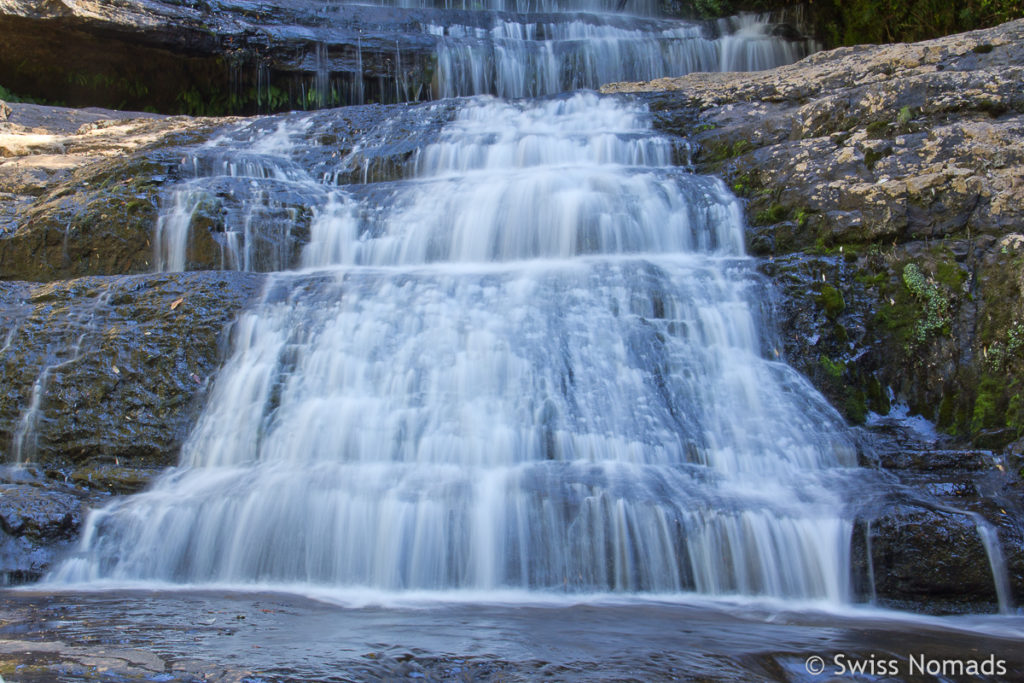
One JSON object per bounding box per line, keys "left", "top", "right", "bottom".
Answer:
{"left": 156, "top": 94, "right": 746, "bottom": 272}
{"left": 304, "top": 95, "right": 745, "bottom": 266}
{"left": 234, "top": 4, "right": 815, "bottom": 105}
{"left": 350, "top": 0, "right": 664, "bottom": 14}
{"left": 429, "top": 14, "right": 809, "bottom": 98}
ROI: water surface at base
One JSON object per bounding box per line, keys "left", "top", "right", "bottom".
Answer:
{"left": 2, "top": 589, "right": 1023, "bottom": 681}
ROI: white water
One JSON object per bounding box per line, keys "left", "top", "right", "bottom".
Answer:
{"left": 359, "top": 0, "right": 665, "bottom": 15}
{"left": 54, "top": 93, "right": 861, "bottom": 601}
{"left": 430, "top": 14, "right": 810, "bottom": 100}
{"left": 154, "top": 13, "right": 811, "bottom": 273}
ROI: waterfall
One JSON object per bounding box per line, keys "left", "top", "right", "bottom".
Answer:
{"left": 54, "top": 92, "right": 860, "bottom": 600}
{"left": 429, "top": 16, "right": 810, "bottom": 99}
{"left": 359, "top": 0, "right": 666, "bottom": 15}
{"left": 152, "top": 11, "right": 813, "bottom": 276}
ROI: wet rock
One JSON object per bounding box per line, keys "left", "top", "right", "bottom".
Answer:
{"left": 0, "top": 484, "right": 80, "bottom": 541}
{"left": 0, "top": 479, "right": 88, "bottom": 583}
{"left": 68, "top": 462, "right": 162, "bottom": 495}
{"left": 0, "top": 106, "right": 228, "bottom": 281}
{"left": 850, "top": 503, "right": 1007, "bottom": 613}
{"left": 605, "top": 19, "right": 1024, "bottom": 446}
{"left": 848, "top": 418, "right": 1024, "bottom": 612}
{"left": 0, "top": 271, "right": 264, "bottom": 469}
{"left": 607, "top": 21, "right": 1024, "bottom": 610}
{"left": 0, "top": 270, "right": 261, "bottom": 582}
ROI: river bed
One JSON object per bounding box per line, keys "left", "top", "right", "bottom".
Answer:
{"left": 2, "top": 589, "right": 1023, "bottom": 681}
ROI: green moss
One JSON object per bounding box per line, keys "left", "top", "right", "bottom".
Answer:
{"left": 865, "top": 120, "right": 890, "bottom": 139}
{"left": 934, "top": 258, "right": 967, "bottom": 289}
{"left": 820, "top": 355, "right": 846, "bottom": 379}
{"left": 730, "top": 171, "right": 762, "bottom": 198}
{"left": 897, "top": 105, "right": 915, "bottom": 126}
{"left": 971, "top": 376, "right": 1005, "bottom": 432}
{"left": 855, "top": 270, "right": 888, "bottom": 287}
{"left": 731, "top": 139, "right": 753, "bottom": 156}
{"left": 793, "top": 207, "right": 813, "bottom": 229}
{"left": 702, "top": 137, "right": 754, "bottom": 164}
{"left": 977, "top": 99, "right": 1009, "bottom": 118}
{"left": 972, "top": 43, "right": 994, "bottom": 54}
{"left": 1007, "top": 392, "right": 1024, "bottom": 436}
{"left": 938, "top": 392, "right": 957, "bottom": 431}
{"left": 754, "top": 204, "right": 790, "bottom": 226}
{"left": 863, "top": 146, "right": 892, "bottom": 171}
{"left": 816, "top": 284, "right": 846, "bottom": 319}
{"left": 844, "top": 389, "right": 868, "bottom": 424}
{"left": 866, "top": 376, "right": 891, "bottom": 415}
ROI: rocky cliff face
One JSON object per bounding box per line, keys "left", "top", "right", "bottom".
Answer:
{"left": 604, "top": 18, "right": 1024, "bottom": 611}
{"left": 605, "top": 19, "right": 1024, "bottom": 449}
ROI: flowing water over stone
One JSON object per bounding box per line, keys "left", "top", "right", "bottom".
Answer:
{"left": 427, "top": 13, "right": 808, "bottom": 99}
{"left": 152, "top": 10, "right": 811, "bottom": 270}
{"left": 31, "top": 2, "right": 1011, "bottom": 619}
{"left": 54, "top": 90, "right": 868, "bottom": 602}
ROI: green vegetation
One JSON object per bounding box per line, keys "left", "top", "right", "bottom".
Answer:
{"left": 793, "top": 207, "right": 811, "bottom": 229}
{"left": 0, "top": 84, "right": 25, "bottom": 102}
{"left": 822, "top": 0, "right": 1024, "bottom": 45}
{"left": 865, "top": 120, "right": 891, "bottom": 139}
{"left": 753, "top": 203, "right": 789, "bottom": 225}
{"left": 730, "top": 171, "right": 768, "bottom": 198}
{"left": 676, "top": 0, "right": 1024, "bottom": 47}
{"left": 901, "top": 262, "right": 952, "bottom": 345}
{"left": 0, "top": 83, "right": 60, "bottom": 105}
{"left": 863, "top": 146, "right": 891, "bottom": 170}
{"left": 703, "top": 138, "right": 754, "bottom": 164}
{"left": 819, "top": 355, "right": 845, "bottom": 378}
{"left": 816, "top": 284, "right": 846, "bottom": 319}
{"left": 897, "top": 105, "right": 914, "bottom": 127}
{"left": 972, "top": 376, "right": 1005, "bottom": 432}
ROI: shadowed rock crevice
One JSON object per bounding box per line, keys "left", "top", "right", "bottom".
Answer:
{"left": 0, "top": 0, "right": 442, "bottom": 114}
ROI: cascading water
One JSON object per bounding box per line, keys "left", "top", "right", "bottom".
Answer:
{"left": 429, "top": 14, "right": 810, "bottom": 99}
{"left": 152, "top": 9, "right": 813, "bottom": 274}
{"left": 54, "top": 92, "right": 861, "bottom": 601}
{"left": 357, "top": 0, "right": 666, "bottom": 16}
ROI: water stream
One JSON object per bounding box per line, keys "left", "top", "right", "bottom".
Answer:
{"left": 40, "top": 1, "right": 1012, "bottom": 617}
{"left": 55, "top": 83, "right": 866, "bottom": 599}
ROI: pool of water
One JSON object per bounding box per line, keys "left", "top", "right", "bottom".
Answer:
{"left": 2, "top": 589, "right": 1023, "bottom": 681}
